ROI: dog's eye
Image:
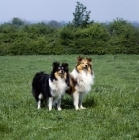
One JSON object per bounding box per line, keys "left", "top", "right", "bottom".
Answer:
{"left": 58, "top": 67, "right": 61, "bottom": 70}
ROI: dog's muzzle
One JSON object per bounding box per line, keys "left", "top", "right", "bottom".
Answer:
{"left": 60, "top": 70, "right": 64, "bottom": 74}
{"left": 84, "top": 65, "right": 88, "bottom": 69}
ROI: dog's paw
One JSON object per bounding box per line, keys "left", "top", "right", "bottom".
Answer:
{"left": 57, "top": 107, "right": 62, "bottom": 111}
{"left": 37, "top": 105, "right": 41, "bottom": 109}
{"left": 75, "top": 106, "right": 79, "bottom": 110}
{"left": 48, "top": 106, "right": 52, "bottom": 111}
{"left": 79, "top": 105, "right": 86, "bottom": 109}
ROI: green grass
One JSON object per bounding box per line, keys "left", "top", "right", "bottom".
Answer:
{"left": 0, "top": 55, "right": 139, "bottom": 140}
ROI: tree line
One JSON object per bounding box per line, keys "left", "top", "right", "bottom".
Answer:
{"left": 0, "top": 2, "right": 139, "bottom": 55}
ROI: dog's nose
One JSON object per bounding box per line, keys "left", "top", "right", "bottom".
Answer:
{"left": 85, "top": 65, "right": 88, "bottom": 68}
{"left": 61, "top": 70, "right": 64, "bottom": 73}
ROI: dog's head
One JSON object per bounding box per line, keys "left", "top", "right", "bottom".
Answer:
{"left": 76, "top": 56, "right": 92, "bottom": 73}
{"left": 52, "top": 62, "right": 69, "bottom": 80}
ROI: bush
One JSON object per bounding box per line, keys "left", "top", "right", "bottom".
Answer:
{"left": 0, "top": 18, "right": 139, "bottom": 55}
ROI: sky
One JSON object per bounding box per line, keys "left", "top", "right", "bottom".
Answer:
{"left": 0, "top": 0, "right": 139, "bottom": 23}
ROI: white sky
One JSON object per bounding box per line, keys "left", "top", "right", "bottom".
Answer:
{"left": 0, "top": 0, "right": 139, "bottom": 23}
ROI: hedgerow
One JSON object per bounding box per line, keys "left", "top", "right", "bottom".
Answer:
{"left": 0, "top": 18, "right": 139, "bottom": 55}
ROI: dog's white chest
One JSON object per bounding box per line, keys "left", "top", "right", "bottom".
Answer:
{"left": 49, "top": 78, "right": 67, "bottom": 97}
{"left": 71, "top": 69, "right": 94, "bottom": 93}
{"left": 78, "top": 72, "right": 93, "bottom": 92}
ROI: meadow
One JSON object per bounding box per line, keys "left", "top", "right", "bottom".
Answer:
{"left": 0, "top": 55, "right": 139, "bottom": 140}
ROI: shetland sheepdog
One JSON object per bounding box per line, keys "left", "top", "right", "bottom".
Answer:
{"left": 66, "top": 56, "right": 94, "bottom": 110}
{"left": 32, "top": 62, "right": 69, "bottom": 111}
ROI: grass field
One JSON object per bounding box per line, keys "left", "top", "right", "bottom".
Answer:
{"left": 0, "top": 55, "right": 139, "bottom": 140}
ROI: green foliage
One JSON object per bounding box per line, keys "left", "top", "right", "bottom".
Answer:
{"left": 107, "top": 18, "right": 139, "bottom": 54}
{"left": 0, "top": 55, "right": 139, "bottom": 139}
{"left": 0, "top": 17, "right": 139, "bottom": 55}
{"left": 0, "top": 22, "right": 62, "bottom": 55}
{"left": 48, "top": 20, "right": 62, "bottom": 28}
{"left": 11, "top": 17, "right": 25, "bottom": 26}
{"left": 60, "top": 23, "right": 110, "bottom": 54}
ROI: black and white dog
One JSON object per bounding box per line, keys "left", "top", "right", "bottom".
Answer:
{"left": 32, "top": 62, "right": 69, "bottom": 111}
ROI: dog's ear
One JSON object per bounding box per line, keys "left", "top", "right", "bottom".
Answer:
{"left": 53, "top": 62, "right": 60, "bottom": 68}
{"left": 62, "top": 63, "right": 68, "bottom": 67}
{"left": 86, "top": 57, "right": 92, "bottom": 62}
{"left": 78, "top": 56, "right": 83, "bottom": 62}
{"left": 86, "top": 58, "right": 92, "bottom": 69}
{"left": 62, "top": 63, "right": 69, "bottom": 71}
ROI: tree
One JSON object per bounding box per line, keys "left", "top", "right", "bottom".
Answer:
{"left": 72, "top": 2, "right": 93, "bottom": 27}
{"left": 11, "top": 17, "right": 24, "bottom": 26}
{"left": 107, "top": 18, "right": 139, "bottom": 54}
{"left": 48, "top": 20, "right": 62, "bottom": 28}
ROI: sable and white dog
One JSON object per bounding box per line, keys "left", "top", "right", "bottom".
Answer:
{"left": 67, "top": 56, "right": 94, "bottom": 110}
{"left": 32, "top": 62, "right": 69, "bottom": 111}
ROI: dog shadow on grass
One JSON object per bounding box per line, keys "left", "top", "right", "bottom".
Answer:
{"left": 83, "top": 97, "right": 96, "bottom": 108}
{"left": 61, "top": 96, "right": 96, "bottom": 110}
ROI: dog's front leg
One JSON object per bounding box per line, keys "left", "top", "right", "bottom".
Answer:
{"left": 57, "top": 99, "right": 62, "bottom": 111}
{"left": 79, "top": 93, "right": 86, "bottom": 109}
{"left": 48, "top": 97, "right": 53, "bottom": 111}
{"left": 72, "top": 92, "right": 79, "bottom": 110}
